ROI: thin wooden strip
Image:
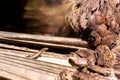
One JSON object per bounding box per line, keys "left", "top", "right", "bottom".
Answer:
{"left": 0, "top": 43, "right": 37, "bottom": 52}
{"left": 0, "top": 48, "right": 32, "bottom": 57}
{"left": 0, "top": 48, "right": 71, "bottom": 66}
{"left": 0, "top": 47, "right": 67, "bottom": 59}
{"left": 0, "top": 53, "right": 75, "bottom": 71}
{"left": 0, "top": 69, "right": 29, "bottom": 80}
{"left": 0, "top": 37, "right": 87, "bottom": 50}
{"left": 0, "top": 55, "right": 63, "bottom": 74}
{"left": 0, "top": 43, "right": 68, "bottom": 58}
{"left": 0, "top": 31, "right": 88, "bottom": 47}
{"left": 28, "top": 48, "right": 48, "bottom": 59}
{"left": 0, "top": 60, "right": 59, "bottom": 80}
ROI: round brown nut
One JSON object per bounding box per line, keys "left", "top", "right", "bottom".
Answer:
{"left": 111, "top": 20, "right": 117, "bottom": 28}
{"left": 101, "top": 34, "right": 117, "bottom": 49}
{"left": 103, "top": 30, "right": 113, "bottom": 36}
{"left": 95, "top": 11, "right": 105, "bottom": 24}
{"left": 105, "top": 17, "right": 113, "bottom": 26}
{"left": 90, "top": 31, "right": 101, "bottom": 46}
{"left": 109, "top": 20, "right": 119, "bottom": 33}
{"left": 88, "top": 14, "right": 96, "bottom": 28}
{"left": 96, "top": 24, "right": 107, "bottom": 36}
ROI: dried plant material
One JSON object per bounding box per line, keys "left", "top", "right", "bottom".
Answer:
{"left": 96, "top": 45, "right": 116, "bottom": 68}
{"left": 76, "top": 49, "right": 97, "bottom": 65}
{"left": 60, "top": 70, "right": 74, "bottom": 80}
{"left": 28, "top": 48, "right": 48, "bottom": 59}
{"left": 76, "top": 49, "right": 95, "bottom": 58}
{"left": 88, "top": 65, "right": 114, "bottom": 76}
{"left": 73, "top": 71, "right": 117, "bottom": 80}
{"left": 69, "top": 53, "right": 88, "bottom": 67}
{"left": 66, "top": 0, "right": 120, "bottom": 79}
{"left": 66, "top": 0, "right": 120, "bottom": 49}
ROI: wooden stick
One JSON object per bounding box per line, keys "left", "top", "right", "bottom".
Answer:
{"left": 0, "top": 37, "right": 87, "bottom": 50}
{"left": 0, "top": 56, "right": 62, "bottom": 74}
{"left": 0, "top": 60, "right": 59, "bottom": 80}
{"left": 0, "top": 53, "right": 76, "bottom": 80}
{"left": 0, "top": 43, "right": 68, "bottom": 59}
{"left": 0, "top": 69, "right": 29, "bottom": 80}
{"left": 0, "top": 31, "right": 88, "bottom": 47}
{"left": 0, "top": 47, "right": 68, "bottom": 59}
{"left": 28, "top": 48, "right": 48, "bottom": 59}
{"left": 0, "top": 43, "right": 37, "bottom": 52}
{"left": 0, "top": 53, "right": 75, "bottom": 71}
{"left": 0, "top": 48, "right": 72, "bottom": 66}
{"left": 0, "top": 48, "right": 33, "bottom": 57}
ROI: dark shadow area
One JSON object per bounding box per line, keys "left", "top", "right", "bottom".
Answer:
{"left": 0, "top": 0, "right": 27, "bottom": 32}
{"left": 0, "top": 0, "right": 73, "bottom": 37}
{"left": 0, "top": 76, "right": 11, "bottom": 80}
{"left": 0, "top": 0, "right": 64, "bottom": 35}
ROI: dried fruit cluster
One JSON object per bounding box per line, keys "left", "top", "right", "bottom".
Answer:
{"left": 68, "top": 45, "right": 117, "bottom": 80}
{"left": 66, "top": 0, "right": 120, "bottom": 79}
{"left": 67, "top": 0, "right": 120, "bottom": 49}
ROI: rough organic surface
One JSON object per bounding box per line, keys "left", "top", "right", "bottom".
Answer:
{"left": 66, "top": 0, "right": 120, "bottom": 49}
{"left": 66, "top": 0, "right": 120, "bottom": 79}
{"left": 96, "top": 45, "right": 116, "bottom": 68}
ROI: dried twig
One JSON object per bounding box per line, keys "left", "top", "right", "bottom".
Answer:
{"left": 28, "top": 48, "right": 48, "bottom": 59}
{"left": 0, "top": 37, "right": 87, "bottom": 50}
{"left": 0, "top": 31, "right": 88, "bottom": 48}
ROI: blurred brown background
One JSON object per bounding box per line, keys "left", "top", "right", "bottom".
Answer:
{"left": 0, "top": 0, "right": 71, "bottom": 36}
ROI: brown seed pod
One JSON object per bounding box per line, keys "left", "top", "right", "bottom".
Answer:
{"left": 76, "top": 49, "right": 96, "bottom": 58}
{"left": 103, "top": 30, "right": 114, "bottom": 36}
{"left": 90, "top": 31, "right": 101, "bottom": 46}
{"left": 105, "top": 17, "right": 113, "bottom": 26}
{"left": 96, "top": 45, "right": 116, "bottom": 68}
{"left": 111, "top": 20, "right": 118, "bottom": 29}
{"left": 101, "top": 34, "right": 117, "bottom": 49}
{"left": 88, "top": 14, "right": 96, "bottom": 28}
{"left": 96, "top": 24, "right": 107, "bottom": 36}
{"left": 109, "top": 20, "right": 120, "bottom": 34}
{"left": 95, "top": 11, "right": 106, "bottom": 25}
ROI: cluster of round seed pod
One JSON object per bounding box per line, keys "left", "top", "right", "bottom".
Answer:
{"left": 67, "top": 0, "right": 120, "bottom": 49}
{"left": 67, "top": 0, "right": 120, "bottom": 79}
{"left": 74, "top": 45, "right": 116, "bottom": 68}
{"left": 82, "top": 10, "right": 119, "bottom": 49}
